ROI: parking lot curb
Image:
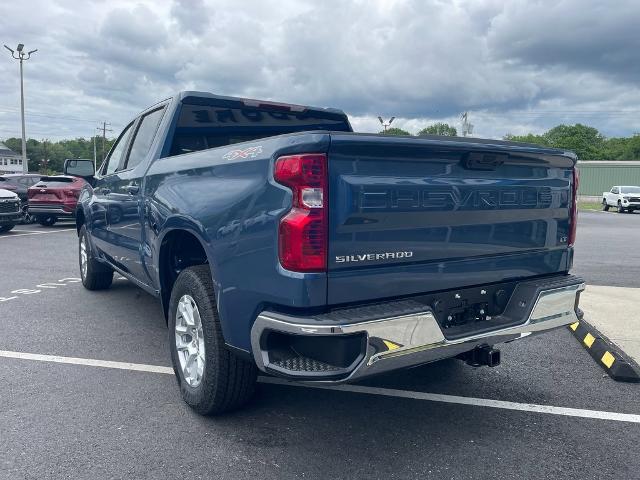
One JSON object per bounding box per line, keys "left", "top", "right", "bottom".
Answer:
{"left": 568, "top": 320, "right": 640, "bottom": 383}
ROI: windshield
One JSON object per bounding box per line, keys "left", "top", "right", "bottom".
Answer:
{"left": 621, "top": 186, "right": 640, "bottom": 194}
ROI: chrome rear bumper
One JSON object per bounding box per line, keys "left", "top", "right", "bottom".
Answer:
{"left": 251, "top": 277, "right": 585, "bottom": 382}
{"left": 27, "top": 204, "right": 75, "bottom": 216}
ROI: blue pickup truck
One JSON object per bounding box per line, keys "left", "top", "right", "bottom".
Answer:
{"left": 67, "top": 91, "right": 584, "bottom": 415}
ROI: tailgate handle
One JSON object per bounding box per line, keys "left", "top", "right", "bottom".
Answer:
{"left": 463, "top": 152, "right": 506, "bottom": 170}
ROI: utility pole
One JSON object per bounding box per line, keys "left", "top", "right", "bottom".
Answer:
{"left": 97, "top": 122, "right": 112, "bottom": 164}
{"left": 93, "top": 134, "right": 97, "bottom": 172}
{"left": 4, "top": 43, "right": 37, "bottom": 173}
{"left": 461, "top": 112, "right": 474, "bottom": 137}
{"left": 378, "top": 116, "right": 395, "bottom": 133}
{"left": 41, "top": 138, "right": 49, "bottom": 173}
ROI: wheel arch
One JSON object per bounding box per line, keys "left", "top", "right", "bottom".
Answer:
{"left": 157, "top": 222, "right": 218, "bottom": 323}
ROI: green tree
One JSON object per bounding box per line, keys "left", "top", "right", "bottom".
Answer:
{"left": 1, "top": 136, "right": 115, "bottom": 173}
{"left": 601, "top": 137, "right": 630, "bottom": 160}
{"left": 505, "top": 124, "right": 609, "bottom": 159}
{"left": 622, "top": 135, "right": 640, "bottom": 160}
{"left": 379, "top": 127, "right": 411, "bottom": 136}
{"left": 503, "top": 133, "right": 549, "bottom": 146}
{"left": 543, "top": 124, "right": 605, "bottom": 160}
{"left": 417, "top": 122, "right": 457, "bottom": 137}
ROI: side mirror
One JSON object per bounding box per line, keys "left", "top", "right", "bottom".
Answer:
{"left": 63, "top": 159, "right": 95, "bottom": 179}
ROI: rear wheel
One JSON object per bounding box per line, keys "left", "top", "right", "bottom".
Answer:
{"left": 79, "top": 225, "right": 113, "bottom": 290}
{"left": 169, "top": 265, "right": 257, "bottom": 415}
{"left": 0, "top": 224, "right": 15, "bottom": 233}
{"left": 37, "top": 215, "right": 57, "bottom": 226}
{"left": 602, "top": 199, "right": 609, "bottom": 211}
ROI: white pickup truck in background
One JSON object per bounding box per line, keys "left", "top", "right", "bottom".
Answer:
{"left": 602, "top": 186, "right": 640, "bottom": 213}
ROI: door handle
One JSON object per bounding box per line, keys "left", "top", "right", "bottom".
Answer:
{"left": 125, "top": 182, "right": 140, "bottom": 195}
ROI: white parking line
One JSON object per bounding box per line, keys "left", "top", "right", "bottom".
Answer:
{"left": 0, "top": 350, "right": 174, "bottom": 375}
{"left": 0, "top": 228, "right": 75, "bottom": 239}
{"left": 0, "top": 349, "right": 639, "bottom": 424}
{"left": 259, "top": 377, "right": 640, "bottom": 424}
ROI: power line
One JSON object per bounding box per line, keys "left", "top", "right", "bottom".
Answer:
{"left": 0, "top": 106, "right": 119, "bottom": 125}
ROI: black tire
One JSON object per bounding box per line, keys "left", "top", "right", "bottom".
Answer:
{"left": 37, "top": 215, "right": 57, "bottom": 226}
{"left": 169, "top": 265, "right": 257, "bottom": 415}
{"left": 617, "top": 202, "right": 625, "bottom": 213}
{"left": 602, "top": 199, "right": 609, "bottom": 211}
{"left": 79, "top": 225, "right": 113, "bottom": 290}
{"left": 0, "top": 224, "right": 15, "bottom": 233}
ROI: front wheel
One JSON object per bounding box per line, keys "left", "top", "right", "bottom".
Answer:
{"left": 602, "top": 199, "right": 609, "bottom": 211}
{"left": 617, "top": 202, "right": 626, "bottom": 213}
{"left": 79, "top": 225, "right": 113, "bottom": 290}
{"left": 169, "top": 265, "right": 257, "bottom": 415}
{"left": 0, "top": 224, "right": 15, "bottom": 234}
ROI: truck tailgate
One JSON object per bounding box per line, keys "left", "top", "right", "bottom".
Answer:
{"left": 327, "top": 134, "right": 576, "bottom": 305}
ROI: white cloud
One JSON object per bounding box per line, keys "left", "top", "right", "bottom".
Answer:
{"left": 0, "top": 0, "right": 639, "bottom": 141}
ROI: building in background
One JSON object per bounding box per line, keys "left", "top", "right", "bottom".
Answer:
{"left": 0, "top": 142, "right": 25, "bottom": 174}
{"left": 577, "top": 161, "right": 640, "bottom": 196}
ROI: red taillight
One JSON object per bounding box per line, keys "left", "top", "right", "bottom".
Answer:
{"left": 64, "top": 189, "right": 79, "bottom": 198}
{"left": 568, "top": 168, "right": 579, "bottom": 246}
{"left": 274, "top": 153, "right": 327, "bottom": 272}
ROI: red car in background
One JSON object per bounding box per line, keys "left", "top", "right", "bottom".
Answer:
{"left": 28, "top": 175, "right": 85, "bottom": 226}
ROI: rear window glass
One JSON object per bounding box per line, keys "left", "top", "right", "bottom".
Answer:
{"left": 169, "top": 98, "right": 351, "bottom": 156}
{"left": 35, "top": 177, "right": 76, "bottom": 188}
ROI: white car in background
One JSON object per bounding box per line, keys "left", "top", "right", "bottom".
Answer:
{"left": 602, "top": 185, "right": 640, "bottom": 213}
{"left": 0, "top": 188, "right": 21, "bottom": 233}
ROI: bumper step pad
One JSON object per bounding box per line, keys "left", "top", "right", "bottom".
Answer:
{"left": 271, "top": 354, "right": 342, "bottom": 373}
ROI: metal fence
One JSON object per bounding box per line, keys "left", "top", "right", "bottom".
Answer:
{"left": 577, "top": 161, "right": 640, "bottom": 196}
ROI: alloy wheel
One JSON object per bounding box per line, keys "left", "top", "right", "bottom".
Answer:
{"left": 80, "top": 236, "right": 88, "bottom": 280}
{"left": 175, "top": 294, "right": 206, "bottom": 387}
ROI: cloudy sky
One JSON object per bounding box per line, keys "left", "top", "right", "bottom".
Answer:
{"left": 1, "top": 0, "right": 639, "bottom": 142}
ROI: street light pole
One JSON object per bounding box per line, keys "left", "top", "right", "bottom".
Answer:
{"left": 378, "top": 116, "right": 395, "bottom": 133}
{"left": 4, "top": 43, "right": 37, "bottom": 173}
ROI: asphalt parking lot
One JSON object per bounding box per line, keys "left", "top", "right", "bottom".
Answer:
{"left": 1, "top": 212, "right": 639, "bottom": 480}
